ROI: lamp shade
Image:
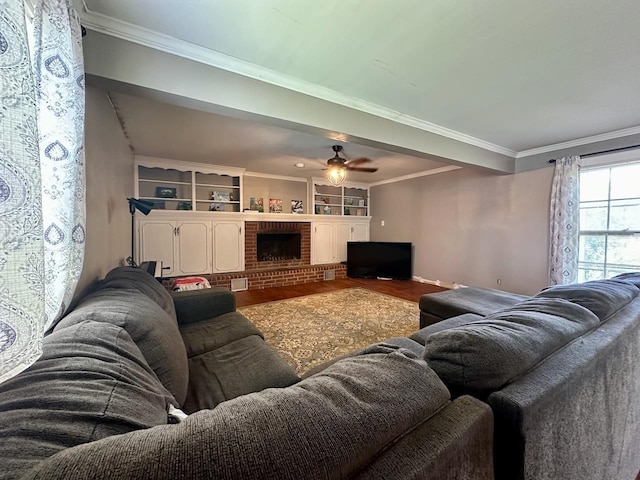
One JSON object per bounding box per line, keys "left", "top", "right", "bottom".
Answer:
{"left": 127, "top": 198, "right": 154, "bottom": 215}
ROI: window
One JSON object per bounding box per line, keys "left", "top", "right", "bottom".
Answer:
{"left": 578, "top": 161, "right": 640, "bottom": 282}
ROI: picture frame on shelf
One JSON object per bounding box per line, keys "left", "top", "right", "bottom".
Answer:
{"left": 209, "top": 202, "right": 225, "bottom": 212}
{"left": 269, "top": 198, "right": 283, "bottom": 213}
{"left": 249, "top": 197, "right": 264, "bottom": 212}
{"left": 358, "top": 199, "right": 366, "bottom": 207}
{"left": 211, "top": 191, "right": 230, "bottom": 202}
{"left": 291, "top": 200, "right": 304, "bottom": 214}
{"left": 176, "top": 201, "right": 192, "bottom": 210}
{"left": 155, "top": 186, "right": 177, "bottom": 198}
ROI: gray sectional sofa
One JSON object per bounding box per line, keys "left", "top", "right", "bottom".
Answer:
{"left": 412, "top": 274, "right": 640, "bottom": 480}
{"left": 0, "top": 267, "right": 494, "bottom": 480}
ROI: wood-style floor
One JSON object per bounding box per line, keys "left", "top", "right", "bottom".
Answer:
{"left": 234, "top": 278, "right": 447, "bottom": 307}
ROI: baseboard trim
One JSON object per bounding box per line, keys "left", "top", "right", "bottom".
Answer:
{"left": 412, "top": 276, "right": 467, "bottom": 290}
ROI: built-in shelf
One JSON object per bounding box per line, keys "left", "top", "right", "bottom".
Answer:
{"left": 312, "top": 179, "right": 370, "bottom": 216}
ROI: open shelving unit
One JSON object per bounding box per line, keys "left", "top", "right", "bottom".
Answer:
{"left": 135, "top": 157, "right": 245, "bottom": 212}
{"left": 312, "top": 179, "right": 370, "bottom": 216}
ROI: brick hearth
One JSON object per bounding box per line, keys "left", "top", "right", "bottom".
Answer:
{"left": 203, "top": 221, "right": 345, "bottom": 291}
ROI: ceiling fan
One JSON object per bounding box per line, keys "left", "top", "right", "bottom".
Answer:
{"left": 325, "top": 145, "right": 378, "bottom": 185}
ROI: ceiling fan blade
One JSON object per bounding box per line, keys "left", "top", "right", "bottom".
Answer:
{"left": 346, "top": 166, "right": 378, "bottom": 173}
{"left": 344, "top": 157, "right": 371, "bottom": 166}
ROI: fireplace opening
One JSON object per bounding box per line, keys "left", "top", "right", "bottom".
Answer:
{"left": 257, "top": 232, "right": 301, "bottom": 262}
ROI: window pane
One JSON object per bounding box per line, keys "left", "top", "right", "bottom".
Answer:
{"left": 579, "top": 201, "right": 608, "bottom": 231}
{"left": 580, "top": 169, "right": 610, "bottom": 202}
{"left": 606, "top": 235, "right": 640, "bottom": 270}
{"left": 578, "top": 266, "right": 605, "bottom": 282}
{"left": 610, "top": 163, "right": 640, "bottom": 200}
{"left": 609, "top": 199, "right": 640, "bottom": 231}
{"left": 579, "top": 235, "right": 606, "bottom": 262}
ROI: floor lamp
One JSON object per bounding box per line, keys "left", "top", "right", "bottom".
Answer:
{"left": 126, "top": 198, "right": 154, "bottom": 267}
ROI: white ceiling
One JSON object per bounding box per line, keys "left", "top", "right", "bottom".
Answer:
{"left": 110, "top": 92, "right": 448, "bottom": 182}
{"left": 83, "top": 0, "right": 640, "bottom": 154}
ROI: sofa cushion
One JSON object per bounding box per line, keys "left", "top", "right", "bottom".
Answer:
{"left": 411, "top": 313, "right": 485, "bottom": 345}
{"left": 102, "top": 267, "right": 176, "bottom": 320}
{"left": 182, "top": 335, "right": 300, "bottom": 413}
{"left": 612, "top": 271, "right": 640, "bottom": 288}
{"left": 24, "top": 344, "right": 451, "bottom": 480}
{"left": 419, "top": 287, "right": 528, "bottom": 320}
{"left": 179, "top": 311, "right": 263, "bottom": 358}
{"left": 424, "top": 298, "right": 599, "bottom": 395}
{"left": 0, "top": 321, "right": 175, "bottom": 477}
{"left": 102, "top": 266, "right": 176, "bottom": 320}
{"left": 535, "top": 278, "right": 639, "bottom": 322}
{"left": 55, "top": 287, "right": 189, "bottom": 406}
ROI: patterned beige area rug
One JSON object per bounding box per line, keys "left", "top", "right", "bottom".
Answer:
{"left": 238, "top": 288, "right": 420, "bottom": 375}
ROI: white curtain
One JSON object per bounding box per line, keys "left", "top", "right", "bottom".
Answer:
{"left": 0, "top": 0, "right": 85, "bottom": 383}
{"left": 549, "top": 156, "right": 580, "bottom": 285}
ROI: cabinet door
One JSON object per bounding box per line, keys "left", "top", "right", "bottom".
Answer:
{"left": 351, "top": 223, "right": 369, "bottom": 242}
{"left": 313, "top": 223, "right": 335, "bottom": 264}
{"left": 212, "top": 221, "right": 243, "bottom": 273}
{"left": 176, "top": 221, "right": 211, "bottom": 275}
{"left": 139, "top": 220, "right": 176, "bottom": 276}
{"left": 335, "top": 223, "right": 352, "bottom": 263}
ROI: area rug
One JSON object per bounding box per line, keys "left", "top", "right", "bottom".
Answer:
{"left": 238, "top": 288, "right": 420, "bottom": 375}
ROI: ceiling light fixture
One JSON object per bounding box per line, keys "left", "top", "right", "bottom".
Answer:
{"left": 327, "top": 165, "right": 347, "bottom": 186}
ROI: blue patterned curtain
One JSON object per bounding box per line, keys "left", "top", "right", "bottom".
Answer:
{"left": 549, "top": 156, "right": 580, "bottom": 285}
{"left": 0, "top": 0, "right": 85, "bottom": 383}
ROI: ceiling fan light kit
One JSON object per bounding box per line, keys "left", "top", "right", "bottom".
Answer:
{"left": 325, "top": 145, "right": 378, "bottom": 185}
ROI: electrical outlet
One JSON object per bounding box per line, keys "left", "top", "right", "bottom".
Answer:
{"left": 497, "top": 278, "right": 502, "bottom": 285}
{"left": 380, "top": 220, "right": 385, "bottom": 226}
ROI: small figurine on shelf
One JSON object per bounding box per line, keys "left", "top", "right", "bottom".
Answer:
{"left": 323, "top": 205, "right": 331, "bottom": 214}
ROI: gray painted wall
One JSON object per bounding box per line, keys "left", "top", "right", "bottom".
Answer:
{"left": 370, "top": 167, "right": 554, "bottom": 295}
{"left": 76, "top": 87, "right": 134, "bottom": 292}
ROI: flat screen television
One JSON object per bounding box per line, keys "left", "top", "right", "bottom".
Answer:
{"left": 347, "top": 241, "right": 412, "bottom": 280}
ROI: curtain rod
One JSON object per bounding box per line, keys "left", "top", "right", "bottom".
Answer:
{"left": 548, "top": 144, "right": 640, "bottom": 163}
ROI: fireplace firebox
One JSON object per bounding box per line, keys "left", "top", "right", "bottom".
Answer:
{"left": 257, "top": 232, "right": 301, "bottom": 262}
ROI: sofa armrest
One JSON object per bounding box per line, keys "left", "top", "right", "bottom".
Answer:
{"left": 171, "top": 287, "right": 236, "bottom": 325}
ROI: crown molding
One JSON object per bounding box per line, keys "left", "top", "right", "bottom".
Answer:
{"left": 79, "top": 7, "right": 517, "bottom": 159}
{"left": 368, "top": 165, "right": 461, "bottom": 187}
{"left": 244, "top": 171, "right": 308, "bottom": 183}
{"left": 516, "top": 125, "right": 640, "bottom": 158}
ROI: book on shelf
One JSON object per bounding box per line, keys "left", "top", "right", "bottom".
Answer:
{"left": 269, "top": 198, "right": 283, "bottom": 213}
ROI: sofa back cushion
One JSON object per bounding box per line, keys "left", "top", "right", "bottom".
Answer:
{"left": 612, "top": 271, "right": 640, "bottom": 288}
{"left": 0, "top": 321, "right": 175, "bottom": 477}
{"left": 424, "top": 298, "right": 599, "bottom": 396}
{"left": 55, "top": 287, "right": 189, "bottom": 406}
{"left": 23, "top": 344, "right": 452, "bottom": 480}
{"left": 535, "top": 278, "right": 638, "bottom": 322}
{"left": 102, "top": 267, "right": 176, "bottom": 320}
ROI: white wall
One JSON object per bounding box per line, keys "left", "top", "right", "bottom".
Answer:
{"left": 370, "top": 167, "right": 554, "bottom": 295}
{"left": 76, "top": 87, "right": 134, "bottom": 292}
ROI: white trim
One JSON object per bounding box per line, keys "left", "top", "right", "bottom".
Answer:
{"left": 412, "top": 276, "right": 467, "bottom": 290}
{"left": 79, "top": 8, "right": 517, "bottom": 158}
{"left": 134, "top": 155, "right": 246, "bottom": 176}
{"left": 368, "top": 165, "right": 461, "bottom": 187}
{"left": 143, "top": 209, "right": 371, "bottom": 224}
{"left": 516, "top": 126, "right": 640, "bottom": 158}
{"left": 244, "top": 171, "right": 308, "bottom": 183}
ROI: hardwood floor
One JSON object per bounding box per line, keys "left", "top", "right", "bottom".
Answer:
{"left": 234, "top": 278, "right": 447, "bottom": 307}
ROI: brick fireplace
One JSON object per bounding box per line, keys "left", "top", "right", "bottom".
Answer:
{"left": 203, "top": 220, "right": 345, "bottom": 290}
{"left": 244, "top": 221, "right": 311, "bottom": 270}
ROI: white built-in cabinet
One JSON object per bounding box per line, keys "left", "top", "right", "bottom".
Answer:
{"left": 134, "top": 157, "right": 371, "bottom": 275}
{"left": 211, "top": 221, "right": 244, "bottom": 272}
{"left": 138, "top": 218, "right": 243, "bottom": 275}
{"left": 312, "top": 219, "right": 370, "bottom": 265}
